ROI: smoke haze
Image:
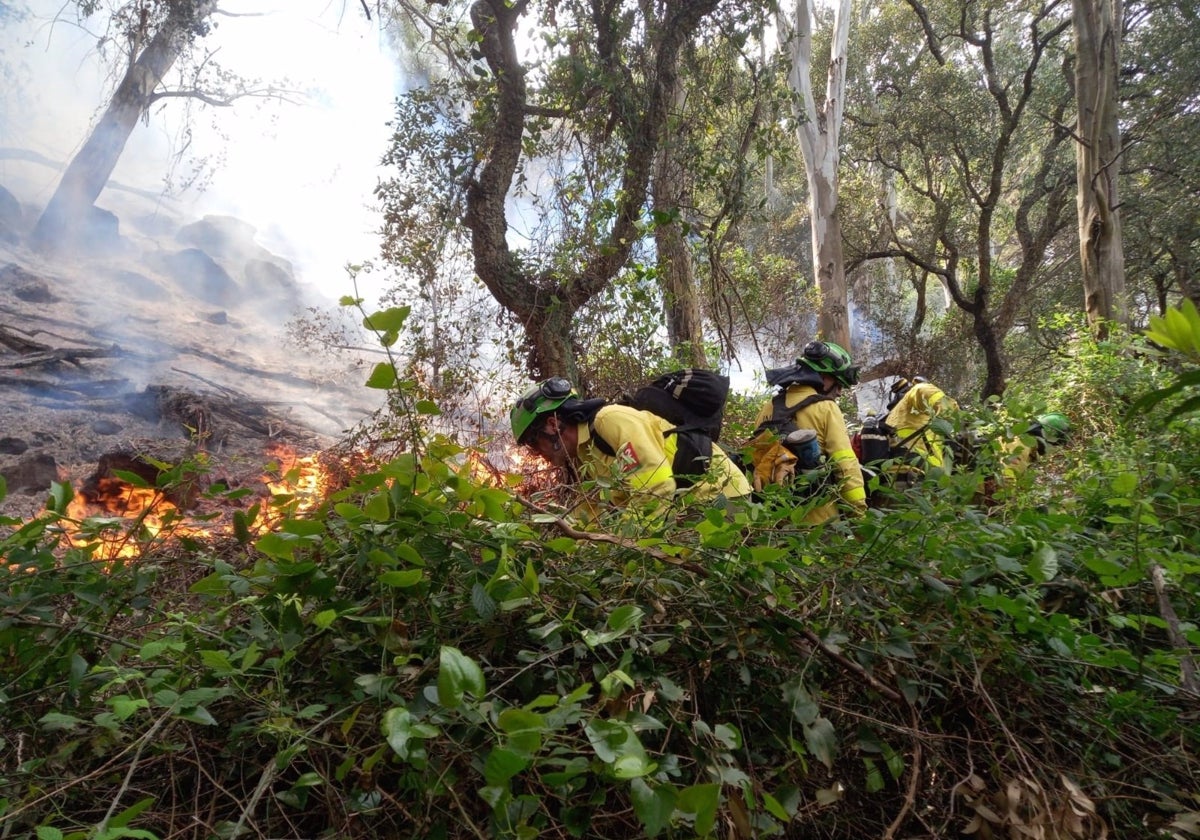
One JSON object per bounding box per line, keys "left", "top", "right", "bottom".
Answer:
{"left": 1, "top": 0, "right": 400, "bottom": 303}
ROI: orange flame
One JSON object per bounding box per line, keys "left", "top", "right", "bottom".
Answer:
{"left": 52, "top": 444, "right": 345, "bottom": 561}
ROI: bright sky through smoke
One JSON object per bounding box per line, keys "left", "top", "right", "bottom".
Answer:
{"left": 1, "top": 0, "right": 400, "bottom": 302}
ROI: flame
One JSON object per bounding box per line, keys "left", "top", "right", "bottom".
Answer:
{"left": 51, "top": 444, "right": 347, "bottom": 561}
{"left": 43, "top": 442, "right": 553, "bottom": 562}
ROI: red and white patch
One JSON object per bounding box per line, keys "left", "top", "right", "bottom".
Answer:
{"left": 616, "top": 442, "right": 641, "bottom": 472}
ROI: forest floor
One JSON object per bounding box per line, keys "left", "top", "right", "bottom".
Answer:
{"left": 0, "top": 158, "right": 381, "bottom": 522}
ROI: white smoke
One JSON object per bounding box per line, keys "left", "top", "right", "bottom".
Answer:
{"left": 1, "top": 0, "right": 399, "bottom": 303}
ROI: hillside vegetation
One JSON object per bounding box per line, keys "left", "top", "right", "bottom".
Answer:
{"left": 1, "top": 306, "right": 1198, "bottom": 839}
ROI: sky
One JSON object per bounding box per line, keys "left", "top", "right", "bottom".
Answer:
{"left": 0, "top": 0, "right": 401, "bottom": 304}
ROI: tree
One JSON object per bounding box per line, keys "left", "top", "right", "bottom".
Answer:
{"left": 848, "top": 0, "right": 1075, "bottom": 400}
{"left": 31, "top": 0, "right": 219, "bottom": 251}
{"left": 1072, "top": 0, "right": 1129, "bottom": 335}
{"left": 776, "top": 0, "right": 853, "bottom": 351}
{"left": 652, "top": 68, "right": 706, "bottom": 368}
{"left": 459, "top": 0, "right": 723, "bottom": 382}
{"left": 1117, "top": 0, "right": 1200, "bottom": 317}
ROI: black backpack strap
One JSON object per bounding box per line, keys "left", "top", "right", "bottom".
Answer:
{"left": 588, "top": 420, "right": 617, "bottom": 456}
{"left": 753, "top": 391, "right": 832, "bottom": 438}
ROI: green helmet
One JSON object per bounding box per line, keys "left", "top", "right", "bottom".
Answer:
{"left": 798, "top": 340, "right": 859, "bottom": 388}
{"left": 510, "top": 377, "right": 578, "bottom": 444}
{"left": 1035, "top": 412, "right": 1070, "bottom": 445}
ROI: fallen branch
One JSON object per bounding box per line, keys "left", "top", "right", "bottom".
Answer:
{"left": 0, "top": 345, "right": 121, "bottom": 370}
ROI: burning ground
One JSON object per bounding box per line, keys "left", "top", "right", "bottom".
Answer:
{"left": 0, "top": 165, "right": 382, "bottom": 539}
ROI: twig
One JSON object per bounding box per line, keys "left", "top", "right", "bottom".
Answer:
{"left": 230, "top": 760, "right": 276, "bottom": 840}
{"left": 519, "top": 496, "right": 702, "bottom": 569}
{"left": 0, "top": 345, "right": 120, "bottom": 369}
{"left": 882, "top": 705, "right": 923, "bottom": 839}
{"left": 1149, "top": 562, "right": 1200, "bottom": 696}
{"left": 96, "top": 709, "right": 173, "bottom": 835}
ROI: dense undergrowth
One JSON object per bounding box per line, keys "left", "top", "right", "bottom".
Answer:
{"left": 2, "top": 312, "right": 1199, "bottom": 839}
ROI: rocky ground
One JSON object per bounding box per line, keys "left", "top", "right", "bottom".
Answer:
{"left": 0, "top": 158, "right": 382, "bottom": 522}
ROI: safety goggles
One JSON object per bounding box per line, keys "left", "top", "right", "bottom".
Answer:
{"left": 520, "top": 376, "right": 575, "bottom": 412}
{"left": 802, "top": 341, "right": 860, "bottom": 385}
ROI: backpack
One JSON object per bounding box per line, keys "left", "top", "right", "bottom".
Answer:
{"left": 746, "top": 392, "right": 833, "bottom": 495}
{"left": 856, "top": 415, "right": 892, "bottom": 464}
{"left": 593, "top": 369, "right": 731, "bottom": 489}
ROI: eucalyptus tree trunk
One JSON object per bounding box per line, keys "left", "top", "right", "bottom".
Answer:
{"left": 778, "top": 0, "right": 853, "bottom": 351}
{"left": 1073, "top": 0, "right": 1128, "bottom": 336}
{"left": 653, "top": 70, "right": 706, "bottom": 367}
{"left": 32, "top": 1, "right": 217, "bottom": 252}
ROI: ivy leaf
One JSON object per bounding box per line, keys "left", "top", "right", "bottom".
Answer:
{"left": 804, "top": 717, "right": 838, "bottom": 771}
{"left": 631, "top": 778, "right": 676, "bottom": 837}
{"left": 483, "top": 747, "right": 528, "bottom": 786}
{"left": 1026, "top": 543, "right": 1059, "bottom": 583}
{"left": 364, "top": 362, "right": 398, "bottom": 390}
{"left": 437, "top": 646, "right": 486, "bottom": 708}
{"left": 677, "top": 783, "right": 720, "bottom": 836}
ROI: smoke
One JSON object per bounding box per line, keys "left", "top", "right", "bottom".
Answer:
{"left": 0, "top": 1, "right": 407, "bottom": 439}
{"left": 0, "top": 0, "right": 399, "bottom": 303}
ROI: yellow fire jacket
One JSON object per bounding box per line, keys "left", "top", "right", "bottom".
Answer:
{"left": 885, "top": 382, "right": 958, "bottom": 471}
{"left": 574, "top": 404, "right": 751, "bottom": 521}
{"left": 753, "top": 385, "right": 867, "bottom": 523}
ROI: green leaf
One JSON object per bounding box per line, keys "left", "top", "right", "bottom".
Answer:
{"left": 804, "top": 717, "right": 838, "bottom": 771}
{"left": 1110, "top": 471, "right": 1139, "bottom": 495}
{"left": 483, "top": 747, "right": 529, "bottom": 785}
{"left": 365, "top": 362, "right": 398, "bottom": 390}
{"left": 363, "top": 306, "right": 411, "bottom": 334}
{"left": 749, "top": 545, "right": 789, "bottom": 563}
{"left": 631, "top": 778, "right": 675, "bottom": 837}
{"left": 1026, "top": 543, "right": 1059, "bottom": 583}
{"left": 313, "top": 609, "right": 338, "bottom": 629}
{"left": 437, "top": 646, "right": 486, "bottom": 708}
{"left": 39, "top": 712, "right": 84, "bottom": 731}
{"left": 497, "top": 708, "right": 548, "bottom": 735}
{"left": 107, "top": 796, "right": 155, "bottom": 829}
{"left": 382, "top": 707, "right": 438, "bottom": 760}
{"left": 47, "top": 480, "right": 73, "bottom": 515}
{"left": 175, "top": 705, "right": 217, "bottom": 726}
{"left": 379, "top": 569, "right": 424, "bottom": 588}
{"left": 363, "top": 492, "right": 391, "bottom": 521}
{"left": 762, "top": 791, "right": 791, "bottom": 821}
{"left": 255, "top": 532, "right": 296, "bottom": 560}
{"left": 713, "top": 723, "right": 742, "bottom": 750}
{"left": 522, "top": 559, "right": 540, "bottom": 595}
{"left": 36, "top": 828, "right": 64, "bottom": 840}
{"left": 677, "top": 783, "right": 720, "bottom": 836}
{"left": 1082, "top": 555, "right": 1126, "bottom": 576}
{"left": 109, "top": 696, "right": 149, "bottom": 721}
{"left": 582, "top": 605, "right": 645, "bottom": 647}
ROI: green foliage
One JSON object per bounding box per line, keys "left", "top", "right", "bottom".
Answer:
{"left": 3, "top": 305, "right": 1200, "bottom": 839}
{"left": 1135, "top": 300, "right": 1200, "bottom": 422}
